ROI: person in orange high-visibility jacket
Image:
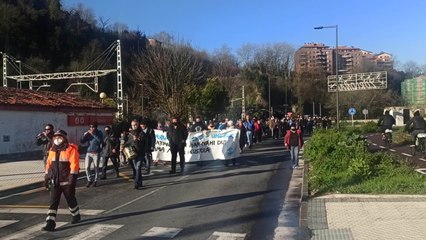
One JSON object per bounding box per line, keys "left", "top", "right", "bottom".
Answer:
{"left": 42, "top": 130, "right": 81, "bottom": 232}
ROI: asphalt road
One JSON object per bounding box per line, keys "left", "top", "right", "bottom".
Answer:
{"left": 366, "top": 133, "right": 426, "bottom": 169}
{"left": 0, "top": 139, "right": 295, "bottom": 240}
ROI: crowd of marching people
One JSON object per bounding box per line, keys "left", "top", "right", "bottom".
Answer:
{"left": 35, "top": 113, "right": 333, "bottom": 231}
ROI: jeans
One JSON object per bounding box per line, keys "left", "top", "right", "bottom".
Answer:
{"left": 101, "top": 156, "right": 119, "bottom": 176}
{"left": 132, "top": 155, "right": 143, "bottom": 186}
{"left": 290, "top": 145, "right": 300, "bottom": 167}
{"left": 246, "top": 130, "right": 253, "bottom": 147}
{"left": 144, "top": 152, "right": 152, "bottom": 171}
{"left": 85, "top": 152, "right": 100, "bottom": 182}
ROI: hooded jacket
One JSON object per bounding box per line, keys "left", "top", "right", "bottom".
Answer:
{"left": 45, "top": 143, "right": 80, "bottom": 186}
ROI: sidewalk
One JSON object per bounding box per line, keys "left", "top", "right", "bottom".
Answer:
{"left": 307, "top": 194, "right": 426, "bottom": 240}
{"left": 0, "top": 157, "right": 88, "bottom": 198}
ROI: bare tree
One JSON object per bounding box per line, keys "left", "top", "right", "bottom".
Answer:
{"left": 237, "top": 43, "right": 295, "bottom": 111}
{"left": 74, "top": 3, "right": 97, "bottom": 26}
{"left": 97, "top": 17, "right": 110, "bottom": 32}
{"left": 291, "top": 68, "right": 328, "bottom": 114}
{"left": 132, "top": 42, "right": 205, "bottom": 118}
{"left": 109, "top": 22, "right": 129, "bottom": 35}
{"left": 403, "top": 60, "right": 421, "bottom": 78}
{"left": 211, "top": 46, "right": 242, "bottom": 97}
{"left": 149, "top": 31, "right": 175, "bottom": 45}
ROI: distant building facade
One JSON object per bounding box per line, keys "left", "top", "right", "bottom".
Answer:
{"left": 401, "top": 76, "right": 426, "bottom": 108}
{"left": 295, "top": 43, "right": 393, "bottom": 75}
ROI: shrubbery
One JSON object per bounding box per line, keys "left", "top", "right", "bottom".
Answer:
{"left": 305, "top": 129, "right": 426, "bottom": 196}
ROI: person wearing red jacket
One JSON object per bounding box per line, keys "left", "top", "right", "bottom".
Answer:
{"left": 284, "top": 124, "right": 303, "bottom": 168}
{"left": 42, "top": 130, "right": 81, "bottom": 232}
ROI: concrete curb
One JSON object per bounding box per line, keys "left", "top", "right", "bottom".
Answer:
{"left": 273, "top": 151, "right": 308, "bottom": 240}
{"left": 315, "top": 194, "right": 426, "bottom": 199}
{"left": 299, "top": 158, "right": 310, "bottom": 240}
{"left": 0, "top": 181, "right": 44, "bottom": 198}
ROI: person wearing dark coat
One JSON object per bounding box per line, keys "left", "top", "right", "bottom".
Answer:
{"left": 166, "top": 116, "right": 189, "bottom": 173}
{"left": 404, "top": 110, "right": 426, "bottom": 143}
{"left": 100, "top": 126, "right": 120, "bottom": 179}
{"left": 126, "top": 119, "right": 146, "bottom": 189}
{"left": 36, "top": 123, "right": 54, "bottom": 167}
{"left": 140, "top": 120, "right": 156, "bottom": 174}
{"left": 190, "top": 116, "right": 207, "bottom": 132}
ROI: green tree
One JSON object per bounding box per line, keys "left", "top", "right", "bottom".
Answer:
{"left": 198, "top": 77, "right": 230, "bottom": 120}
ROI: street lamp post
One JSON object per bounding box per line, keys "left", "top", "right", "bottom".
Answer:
{"left": 139, "top": 83, "right": 144, "bottom": 115}
{"left": 268, "top": 77, "right": 271, "bottom": 118}
{"left": 314, "top": 25, "right": 339, "bottom": 129}
{"left": 15, "top": 60, "right": 21, "bottom": 89}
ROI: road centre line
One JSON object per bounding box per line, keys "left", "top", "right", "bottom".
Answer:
{"left": 104, "top": 175, "right": 190, "bottom": 214}
{"left": 401, "top": 153, "right": 412, "bottom": 157}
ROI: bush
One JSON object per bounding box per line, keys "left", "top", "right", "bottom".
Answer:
{"left": 305, "top": 129, "right": 426, "bottom": 196}
{"left": 359, "top": 121, "right": 379, "bottom": 134}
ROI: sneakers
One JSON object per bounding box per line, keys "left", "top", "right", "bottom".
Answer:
{"left": 41, "top": 220, "right": 56, "bottom": 231}
{"left": 71, "top": 214, "right": 81, "bottom": 224}
{"left": 86, "top": 181, "right": 92, "bottom": 188}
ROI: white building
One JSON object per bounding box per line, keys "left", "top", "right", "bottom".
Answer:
{"left": 0, "top": 87, "right": 115, "bottom": 156}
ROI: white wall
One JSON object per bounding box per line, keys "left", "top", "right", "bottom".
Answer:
{"left": 0, "top": 110, "right": 109, "bottom": 155}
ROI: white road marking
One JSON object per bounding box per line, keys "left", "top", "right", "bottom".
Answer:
{"left": 419, "top": 158, "right": 426, "bottom": 162}
{"left": 389, "top": 149, "right": 396, "bottom": 152}
{"left": 415, "top": 168, "right": 426, "bottom": 175}
{"left": 379, "top": 146, "right": 386, "bottom": 149}
{"left": 141, "top": 227, "right": 182, "bottom": 238}
{"left": 0, "top": 222, "right": 67, "bottom": 240}
{"left": 371, "top": 143, "right": 377, "bottom": 146}
{"left": 65, "top": 224, "right": 122, "bottom": 240}
{"left": 0, "top": 220, "right": 18, "bottom": 228}
{"left": 0, "top": 208, "right": 103, "bottom": 216}
{"left": 207, "top": 231, "right": 247, "bottom": 240}
{"left": 104, "top": 175, "right": 190, "bottom": 214}
{"left": 401, "top": 153, "right": 412, "bottom": 157}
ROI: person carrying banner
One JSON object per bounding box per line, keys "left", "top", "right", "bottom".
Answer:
{"left": 167, "top": 116, "right": 188, "bottom": 173}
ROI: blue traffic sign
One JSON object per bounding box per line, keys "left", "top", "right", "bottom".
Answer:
{"left": 348, "top": 107, "right": 356, "bottom": 116}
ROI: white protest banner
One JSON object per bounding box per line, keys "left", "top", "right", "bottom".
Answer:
{"left": 152, "top": 129, "right": 240, "bottom": 162}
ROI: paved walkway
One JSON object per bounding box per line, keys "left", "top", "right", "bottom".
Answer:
{"left": 0, "top": 157, "right": 88, "bottom": 196}
{"left": 0, "top": 159, "right": 46, "bottom": 192}
{"left": 308, "top": 194, "right": 426, "bottom": 240}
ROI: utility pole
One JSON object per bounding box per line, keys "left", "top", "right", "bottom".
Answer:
{"left": 242, "top": 85, "right": 245, "bottom": 119}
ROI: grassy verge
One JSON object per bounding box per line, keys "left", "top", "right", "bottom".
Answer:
{"left": 305, "top": 128, "right": 426, "bottom": 196}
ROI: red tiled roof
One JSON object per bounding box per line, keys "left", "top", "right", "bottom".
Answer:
{"left": 0, "top": 87, "right": 115, "bottom": 111}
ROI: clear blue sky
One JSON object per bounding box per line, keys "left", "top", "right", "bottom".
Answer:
{"left": 63, "top": 0, "right": 426, "bottom": 67}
